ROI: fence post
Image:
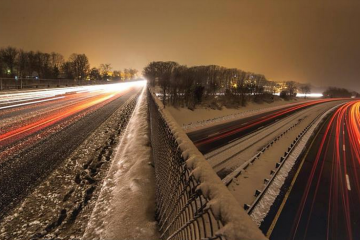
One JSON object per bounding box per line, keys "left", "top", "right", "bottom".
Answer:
{"left": 0, "top": 78, "right": 2, "bottom": 91}
{"left": 20, "top": 78, "right": 23, "bottom": 89}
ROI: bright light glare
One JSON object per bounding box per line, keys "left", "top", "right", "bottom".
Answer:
{"left": 273, "top": 92, "right": 323, "bottom": 98}
{"left": 0, "top": 80, "right": 147, "bottom": 106}
{"left": 98, "top": 80, "right": 147, "bottom": 93}
{"left": 296, "top": 93, "right": 323, "bottom": 98}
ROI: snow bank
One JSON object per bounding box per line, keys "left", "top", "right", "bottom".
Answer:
{"left": 82, "top": 85, "right": 159, "bottom": 240}
{"left": 150, "top": 90, "right": 267, "bottom": 240}
{"left": 250, "top": 103, "right": 344, "bottom": 225}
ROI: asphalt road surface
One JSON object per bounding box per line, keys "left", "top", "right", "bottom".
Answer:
{"left": 188, "top": 99, "right": 341, "bottom": 154}
{"left": 268, "top": 100, "right": 360, "bottom": 240}
{"left": 0, "top": 82, "right": 144, "bottom": 219}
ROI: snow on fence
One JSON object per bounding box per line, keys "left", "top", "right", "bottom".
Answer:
{"left": 148, "top": 88, "right": 267, "bottom": 240}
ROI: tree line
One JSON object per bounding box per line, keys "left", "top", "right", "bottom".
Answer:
{"left": 144, "top": 61, "right": 307, "bottom": 108}
{"left": 0, "top": 46, "right": 138, "bottom": 81}
{"left": 323, "top": 87, "right": 359, "bottom": 98}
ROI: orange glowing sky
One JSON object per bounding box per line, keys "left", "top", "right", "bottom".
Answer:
{"left": 1, "top": 0, "right": 360, "bottom": 91}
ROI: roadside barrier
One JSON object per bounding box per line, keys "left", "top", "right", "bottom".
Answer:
{"left": 222, "top": 118, "right": 304, "bottom": 187}
{"left": 245, "top": 119, "right": 315, "bottom": 214}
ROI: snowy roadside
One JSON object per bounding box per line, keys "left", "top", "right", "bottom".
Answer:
{"left": 82, "top": 86, "right": 159, "bottom": 240}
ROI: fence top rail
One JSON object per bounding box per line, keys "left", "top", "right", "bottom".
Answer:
{"left": 148, "top": 88, "right": 267, "bottom": 240}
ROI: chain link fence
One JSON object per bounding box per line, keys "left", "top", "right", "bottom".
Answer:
{"left": 148, "top": 90, "right": 224, "bottom": 240}
{"left": 148, "top": 88, "right": 267, "bottom": 240}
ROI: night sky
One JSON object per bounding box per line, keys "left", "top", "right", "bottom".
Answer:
{"left": 1, "top": 0, "right": 359, "bottom": 91}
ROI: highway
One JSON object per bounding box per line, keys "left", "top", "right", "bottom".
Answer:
{"left": 267, "top": 100, "right": 360, "bottom": 240}
{"left": 188, "top": 99, "right": 341, "bottom": 154}
{"left": 0, "top": 82, "right": 144, "bottom": 219}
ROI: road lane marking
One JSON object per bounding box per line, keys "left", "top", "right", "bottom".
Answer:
{"left": 346, "top": 174, "right": 351, "bottom": 191}
{"left": 207, "top": 132, "right": 220, "bottom": 137}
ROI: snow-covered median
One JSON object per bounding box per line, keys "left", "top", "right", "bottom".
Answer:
{"left": 82, "top": 85, "right": 159, "bottom": 240}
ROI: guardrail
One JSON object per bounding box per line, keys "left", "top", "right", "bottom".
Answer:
{"left": 148, "top": 88, "right": 266, "bottom": 240}
{"left": 222, "top": 118, "right": 304, "bottom": 187}
{"left": 245, "top": 116, "right": 317, "bottom": 214}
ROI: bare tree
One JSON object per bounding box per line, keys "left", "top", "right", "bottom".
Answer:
{"left": 99, "top": 63, "right": 112, "bottom": 80}
{"left": 0, "top": 46, "right": 18, "bottom": 77}
{"left": 169, "top": 65, "right": 187, "bottom": 106}
{"left": 123, "top": 68, "right": 131, "bottom": 80}
{"left": 129, "top": 68, "right": 138, "bottom": 79}
{"left": 286, "top": 81, "right": 297, "bottom": 97}
{"left": 143, "top": 62, "right": 158, "bottom": 86}
{"left": 159, "top": 62, "right": 178, "bottom": 105}
{"left": 206, "top": 65, "right": 222, "bottom": 96}
{"left": 61, "top": 61, "right": 74, "bottom": 79}
{"left": 49, "top": 52, "right": 64, "bottom": 78}
{"left": 300, "top": 84, "right": 311, "bottom": 98}
{"left": 89, "top": 67, "right": 101, "bottom": 80}
{"left": 16, "top": 49, "right": 29, "bottom": 78}
{"left": 0, "top": 56, "right": 4, "bottom": 77}
{"left": 223, "top": 68, "right": 237, "bottom": 91}
{"left": 267, "top": 81, "right": 278, "bottom": 95}
{"left": 69, "top": 54, "right": 90, "bottom": 80}
{"left": 112, "top": 70, "right": 121, "bottom": 80}
{"left": 234, "top": 69, "right": 247, "bottom": 106}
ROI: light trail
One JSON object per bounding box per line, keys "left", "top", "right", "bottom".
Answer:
{"left": 287, "top": 100, "right": 360, "bottom": 240}
{"left": 0, "top": 96, "right": 65, "bottom": 110}
{"left": 0, "top": 94, "right": 115, "bottom": 143}
{"left": 0, "top": 81, "right": 146, "bottom": 148}
{"left": 194, "top": 98, "right": 342, "bottom": 147}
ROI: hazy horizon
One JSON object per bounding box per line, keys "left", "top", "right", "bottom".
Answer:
{"left": 1, "top": 0, "right": 360, "bottom": 91}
